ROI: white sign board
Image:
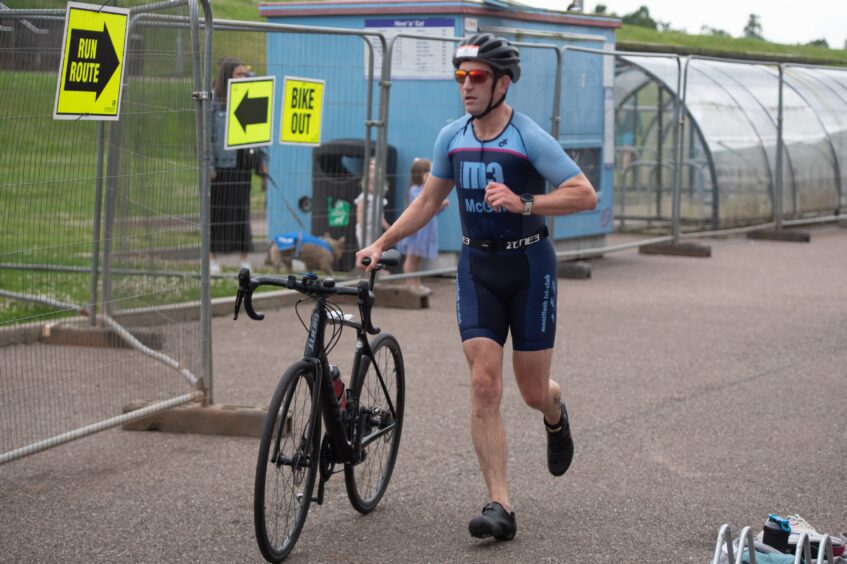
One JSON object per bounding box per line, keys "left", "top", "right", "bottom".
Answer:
{"left": 364, "top": 18, "right": 455, "bottom": 80}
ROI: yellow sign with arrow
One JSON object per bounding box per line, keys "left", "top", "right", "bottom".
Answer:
{"left": 225, "top": 76, "right": 276, "bottom": 149}
{"left": 53, "top": 2, "right": 129, "bottom": 121}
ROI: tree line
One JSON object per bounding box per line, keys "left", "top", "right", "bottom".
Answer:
{"left": 586, "top": 4, "right": 837, "bottom": 49}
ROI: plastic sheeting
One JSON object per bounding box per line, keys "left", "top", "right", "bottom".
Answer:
{"left": 615, "top": 56, "right": 846, "bottom": 230}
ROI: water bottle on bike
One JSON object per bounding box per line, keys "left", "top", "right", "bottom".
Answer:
{"left": 329, "top": 364, "right": 347, "bottom": 411}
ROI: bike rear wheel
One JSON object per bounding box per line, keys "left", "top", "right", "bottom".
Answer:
{"left": 344, "top": 333, "right": 405, "bottom": 513}
{"left": 254, "top": 361, "right": 320, "bottom": 562}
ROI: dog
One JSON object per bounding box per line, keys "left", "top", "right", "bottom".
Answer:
{"left": 266, "top": 231, "right": 345, "bottom": 275}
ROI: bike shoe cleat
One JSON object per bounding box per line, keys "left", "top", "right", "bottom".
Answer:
{"left": 545, "top": 399, "right": 574, "bottom": 476}
{"left": 468, "top": 502, "right": 516, "bottom": 541}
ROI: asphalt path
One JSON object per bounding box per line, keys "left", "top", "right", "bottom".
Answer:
{"left": 2, "top": 225, "right": 846, "bottom": 563}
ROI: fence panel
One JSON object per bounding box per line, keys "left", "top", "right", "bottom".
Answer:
{"left": 614, "top": 54, "right": 688, "bottom": 229}
{"left": 0, "top": 1, "right": 207, "bottom": 463}
{"left": 617, "top": 53, "right": 847, "bottom": 235}
{"left": 781, "top": 65, "right": 844, "bottom": 217}
{"left": 210, "top": 21, "right": 383, "bottom": 273}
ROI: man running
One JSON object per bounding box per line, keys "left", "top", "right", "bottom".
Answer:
{"left": 356, "top": 33, "right": 596, "bottom": 541}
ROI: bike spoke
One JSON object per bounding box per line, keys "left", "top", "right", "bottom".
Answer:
{"left": 255, "top": 365, "right": 319, "bottom": 561}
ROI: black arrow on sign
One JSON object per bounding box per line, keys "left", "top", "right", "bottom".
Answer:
{"left": 64, "top": 23, "right": 120, "bottom": 100}
{"left": 234, "top": 90, "right": 269, "bottom": 132}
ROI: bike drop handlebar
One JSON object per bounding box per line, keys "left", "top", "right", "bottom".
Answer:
{"left": 233, "top": 249, "right": 402, "bottom": 336}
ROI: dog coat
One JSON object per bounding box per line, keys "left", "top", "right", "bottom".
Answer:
{"left": 272, "top": 232, "right": 334, "bottom": 256}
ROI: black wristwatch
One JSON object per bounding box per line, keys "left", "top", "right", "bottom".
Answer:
{"left": 520, "top": 193, "right": 535, "bottom": 216}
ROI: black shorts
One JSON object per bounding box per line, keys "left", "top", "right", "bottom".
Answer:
{"left": 456, "top": 239, "right": 557, "bottom": 351}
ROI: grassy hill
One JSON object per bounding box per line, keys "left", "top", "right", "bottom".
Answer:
{"left": 209, "top": 1, "right": 265, "bottom": 21}
{"left": 211, "top": 0, "right": 847, "bottom": 65}
{"left": 617, "top": 25, "right": 847, "bottom": 66}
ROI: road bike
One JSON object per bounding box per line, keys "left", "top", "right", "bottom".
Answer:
{"left": 233, "top": 250, "right": 405, "bottom": 562}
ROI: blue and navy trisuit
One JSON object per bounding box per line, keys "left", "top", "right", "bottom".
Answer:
{"left": 430, "top": 110, "right": 582, "bottom": 351}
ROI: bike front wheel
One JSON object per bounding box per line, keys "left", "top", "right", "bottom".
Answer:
{"left": 254, "top": 361, "right": 320, "bottom": 562}
{"left": 344, "top": 333, "right": 405, "bottom": 513}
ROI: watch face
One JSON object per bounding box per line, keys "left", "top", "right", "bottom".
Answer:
{"left": 520, "top": 193, "right": 534, "bottom": 204}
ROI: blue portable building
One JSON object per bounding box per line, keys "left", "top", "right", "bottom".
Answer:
{"left": 259, "top": 0, "right": 620, "bottom": 258}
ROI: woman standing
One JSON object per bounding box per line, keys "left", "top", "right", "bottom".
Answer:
{"left": 209, "top": 57, "right": 268, "bottom": 274}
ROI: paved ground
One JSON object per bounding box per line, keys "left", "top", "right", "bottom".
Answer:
{"left": 2, "top": 225, "right": 846, "bottom": 563}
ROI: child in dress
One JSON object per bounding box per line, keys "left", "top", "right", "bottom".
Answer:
{"left": 397, "top": 158, "right": 448, "bottom": 294}
{"left": 355, "top": 158, "right": 390, "bottom": 248}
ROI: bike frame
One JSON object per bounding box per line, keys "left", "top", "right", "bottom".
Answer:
{"left": 300, "top": 287, "right": 398, "bottom": 466}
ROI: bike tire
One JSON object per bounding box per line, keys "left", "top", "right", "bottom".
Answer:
{"left": 254, "top": 361, "right": 321, "bottom": 562}
{"left": 344, "top": 333, "right": 405, "bottom": 514}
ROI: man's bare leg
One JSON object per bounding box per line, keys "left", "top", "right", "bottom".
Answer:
{"left": 514, "top": 348, "right": 573, "bottom": 476}
{"left": 462, "top": 337, "right": 510, "bottom": 510}
{"left": 513, "top": 348, "right": 561, "bottom": 423}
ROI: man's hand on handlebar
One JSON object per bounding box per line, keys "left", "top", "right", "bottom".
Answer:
{"left": 356, "top": 244, "right": 384, "bottom": 271}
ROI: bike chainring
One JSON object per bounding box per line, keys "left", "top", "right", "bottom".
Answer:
{"left": 319, "top": 434, "right": 334, "bottom": 483}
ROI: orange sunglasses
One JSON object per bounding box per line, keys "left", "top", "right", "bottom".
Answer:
{"left": 454, "top": 69, "right": 494, "bottom": 84}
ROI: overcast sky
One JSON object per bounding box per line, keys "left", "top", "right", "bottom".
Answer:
{"left": 518, "top": 0, "right": 847, "bottom": 48}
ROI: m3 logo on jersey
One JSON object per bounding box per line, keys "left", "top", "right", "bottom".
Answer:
{"left": 498, "top": 138, "right": 508, "bottom": 147}
{"left": 460, "top": 160, "right": 507, "bottom": 214}
{"left": 460, "top": 161, "right": 504, "bottom": 190}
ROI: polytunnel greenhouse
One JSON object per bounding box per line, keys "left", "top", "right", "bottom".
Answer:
{"left": 614, "top": 56, "right": 847, "bottom": 232}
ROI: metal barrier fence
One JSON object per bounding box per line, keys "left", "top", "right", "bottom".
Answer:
{"left": 3, "top": 5, "right": 846, "bottom": 464}
{"left": 613, "top": 51, "right": 683, "bottom": 230}
{"left": 211, "top": 19, "right": 386, "bottom": 275}
{"left": 0, "top": 5, "right": 397, "bottom": 464}
{"left": 614, "top": 50, "right": 847, "bottom": 239}
{"left": 0, "top": 0, "right": 212, "bottom": 463}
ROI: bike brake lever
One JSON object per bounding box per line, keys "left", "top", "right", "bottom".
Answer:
{"left": 233, "top": 289, "right": 243, "bottom": 320}
{"left": 233, "top": 267, "right": 250, "bottom": 320}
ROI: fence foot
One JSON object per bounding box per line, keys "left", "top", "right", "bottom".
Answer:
{"left": 558, "top": 260, "right": 591, "bottom": 279}
{"left": 638, "top": 241, "right": 712, "bottom": 258}
{"left": 122, "top": 401, "right": 267, "bottom": 438}
{"left": 40, "top": 324, "right": 164, "bottom": 350}
{"left": 747, "top": 229, "right": 810, "bottom": 242}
